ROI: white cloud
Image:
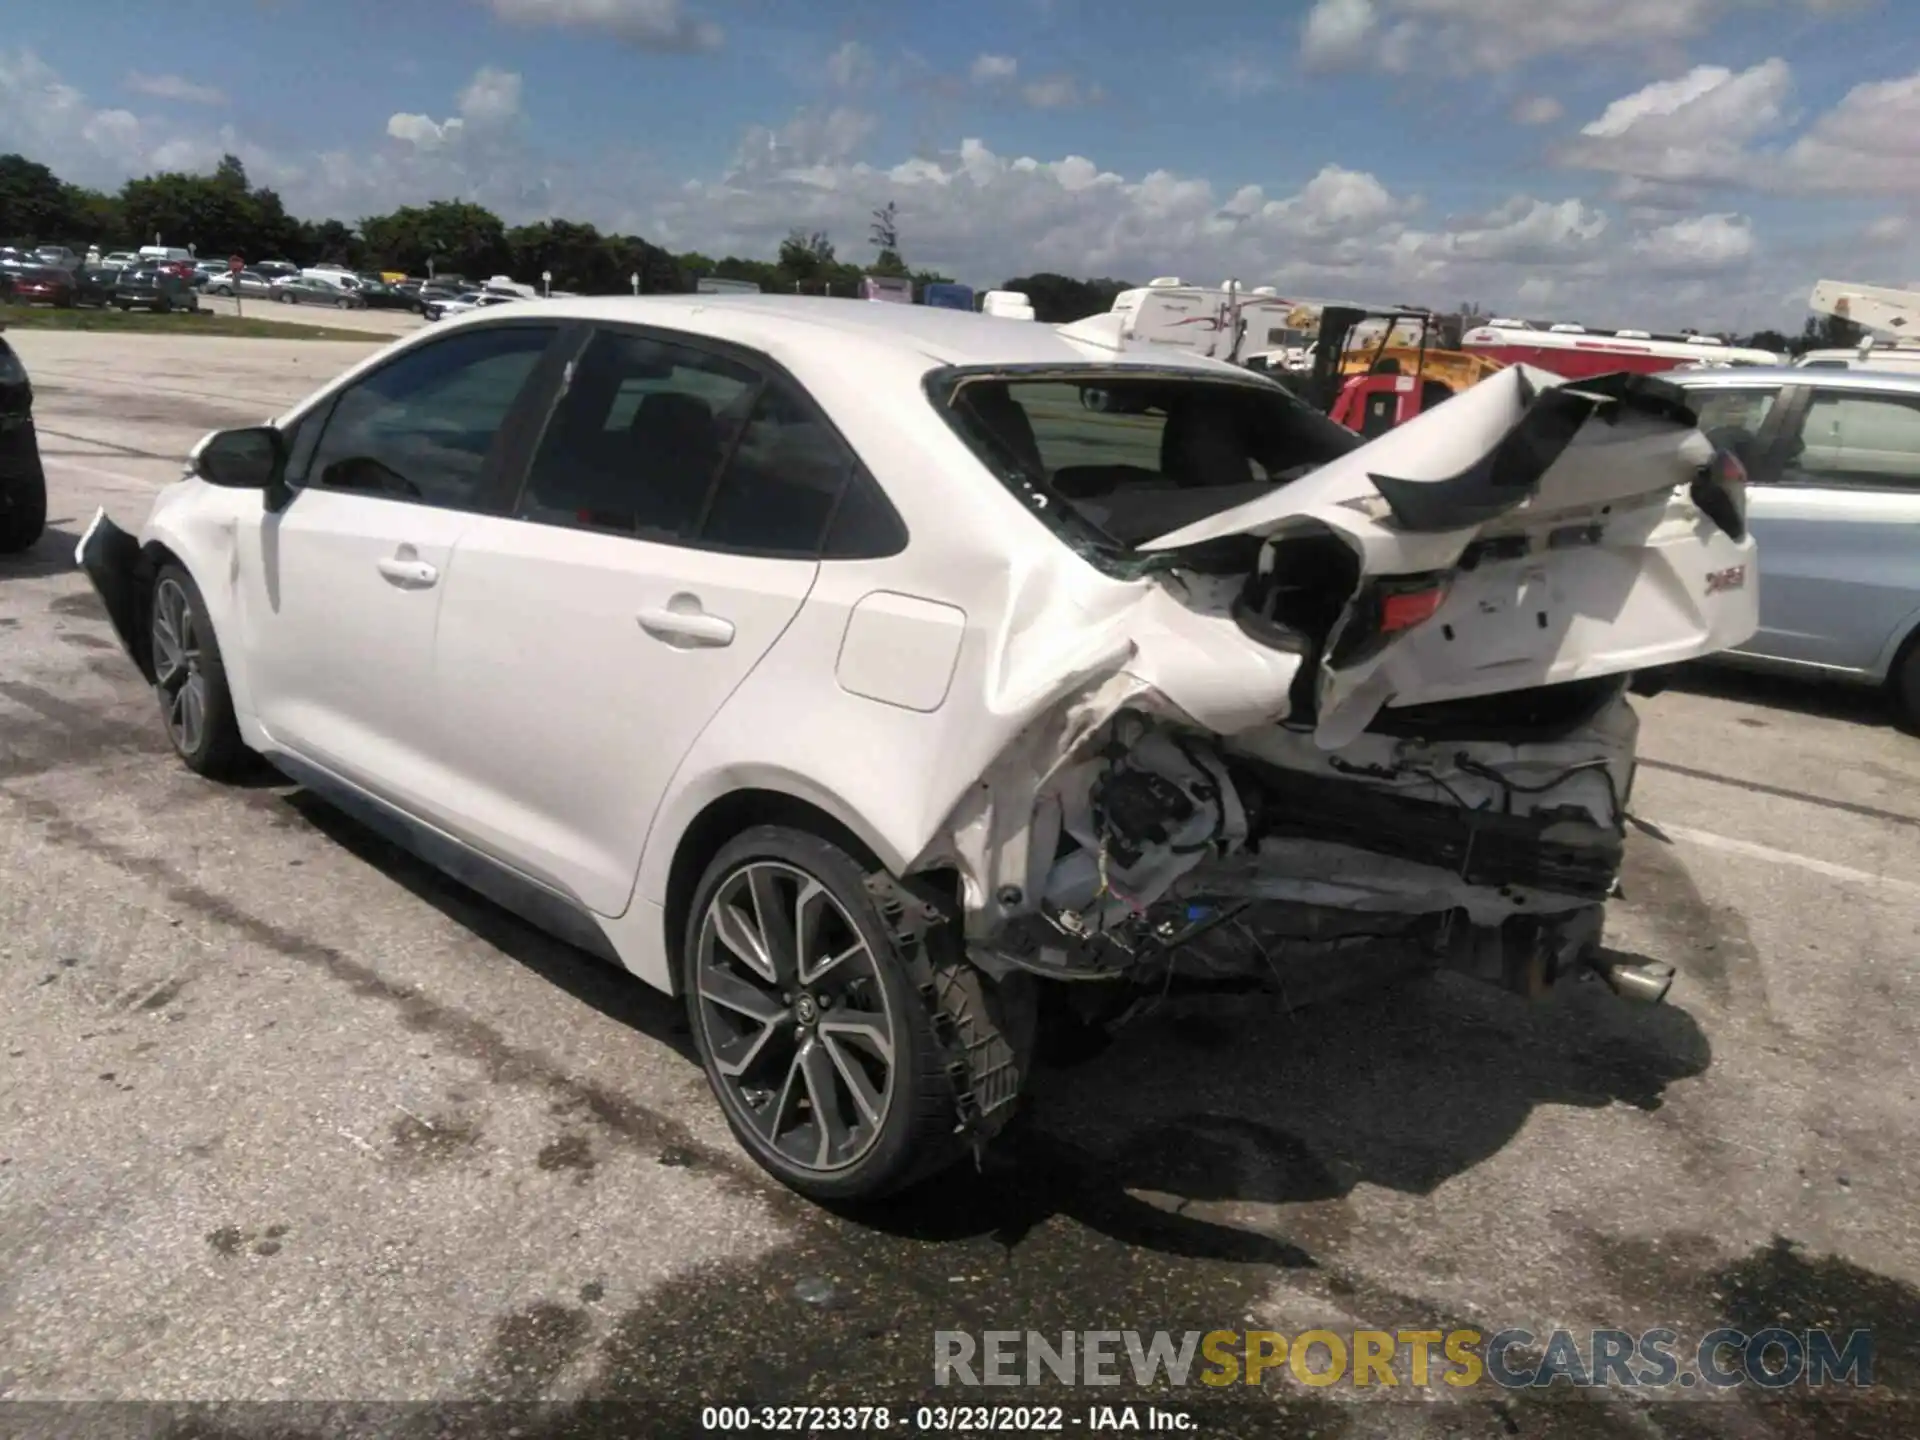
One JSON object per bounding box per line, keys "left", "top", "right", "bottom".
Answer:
{"left": 1511, "top": 95, "right": 1564, "bottom": 126}
{"left": 1630, "top": 212, "right": 1757, "bottom": 272}
{"left": 478, "top": 0, "right": 722, "bottom": 52}
{"left": 1297, "top": 0, "right": 1860, "bottom": 75}
{"left": 1301, "top": 0, "right": 1377, "bottom": 70}
{"left": 969, "top": 53, "right": 1018, "bottom": 84}
{"left": 1558, "top": 60, "right": 1794, "bottom": 185}
{"left": 388, "top": 65, "right": 523, "bottom": 150}
{"left": 824, "top": 41, "right": 872, "bottom": 90}
{"left": 1778, "top": 70, "right": 1920, "bottom": 193}
{"left": 1863, "top": 214, "right": 1907, "bottom": 244}
{"left": 124, "top": 72, "right": 226, "bottom": 106}
{"left": 965, "top": 52, "right": 1100, "bottom": 108}
{"left": 1020, "top": 74, "right": 1103, "bottom": 109}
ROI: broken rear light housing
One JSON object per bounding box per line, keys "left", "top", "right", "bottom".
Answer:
{"left": 1329, "top": 571, "right": 1453, "bottom": 668}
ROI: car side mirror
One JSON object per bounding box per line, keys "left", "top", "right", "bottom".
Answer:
{"left": 190, "top": 426, "right": 286, "bottom": 490}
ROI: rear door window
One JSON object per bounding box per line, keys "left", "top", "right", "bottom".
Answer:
{"left": 516, "top": 329, "right": 758, "bottom": 540}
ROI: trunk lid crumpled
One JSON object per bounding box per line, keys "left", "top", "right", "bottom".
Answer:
{"left": 1140, "top": 364, "right": 1758, "bottom": 748}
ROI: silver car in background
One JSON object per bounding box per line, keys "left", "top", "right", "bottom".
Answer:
{"left": 1666, "top": 366, "right": 1920, "bottom": 727}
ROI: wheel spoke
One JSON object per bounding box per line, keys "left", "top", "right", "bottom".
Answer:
{"left": 759, "top": 1046, "right": 807, "bottom": 1149}
{"left": 817, "top": 1008, "right": 893, "bottom": 1068}
{"left": 798, "top": 1037, "right": 852, "bottom": 1168}
{"left": 820, "top": 1030, "right": 885, "bottom": 1129}
{"left": 699, "top": 966, "right": 784, "bottom": 1025}
{"left": 712, "top": 892, "right": 777, "bottom": 983}
{"left": 748, "top": 865, "right": 800, "bottom": 983}
{"left": 803, "top": 939, "right": 867, "bottom": 988}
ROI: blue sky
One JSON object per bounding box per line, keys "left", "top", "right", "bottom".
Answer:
{"left": 3, "top": 0, "right": 1917, "bottom": 328}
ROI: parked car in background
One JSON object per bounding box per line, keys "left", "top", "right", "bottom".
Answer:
{"left": 76, "top": 300, "right": 1755, "bottom": 1199}
{"left": 423, "top": 291, "right": 515, "bottom": 322}
{"left": 7, "top": 266, "right": 77, "bottom": 307}
{"left": 0, "top": 331, "right": 45, "bottom": 553}
{"left": 255, "top": 260, "right": 300, "bottom": 282}
{"left": 103, "top": 251, "right": 139, "bottom": 267}
{"left": 74, "top": 266, "right": 125, "bottom": 307}
{"left": 204, "top": 268, "right": 276, "bottom": 299}
{"left": 114, "top": 265, "right": 202, "bottom": 313}
{"left": 32, "top": 246, "right": 81, "bottom": 270}
{"left": 192, "top": 260, "right": 227, "bottom": 287}
{"left": 355, "top": 279, "right": 422, "bottom": 312}
{"left": 1665, "top": 365, "right": 1920, "bottom": 726}
{"left": 271, "top": 276, "right": 366, "bottom": 308}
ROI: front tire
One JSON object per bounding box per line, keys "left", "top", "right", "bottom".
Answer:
{"left": 148, "top": 564, "right": 248, "bottom": 778}
{"left": 684, "top": 827, "right": 969, "bottom": 1201}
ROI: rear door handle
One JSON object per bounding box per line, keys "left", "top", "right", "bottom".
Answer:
{"left": 377, "top": 557, "right": 439, "bottom": 588}
{"left": 637, "top": 605, "right": 735, "bottom": 648}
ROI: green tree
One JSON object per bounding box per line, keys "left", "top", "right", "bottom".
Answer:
{"left": 998, "top": 272, "right": 1133, "bottom": 323}
{"left": 0, "top": 154, "right": 71, "bottom": 242}
{"left": 359, "top": 201, "right": 508, "bottom": 278}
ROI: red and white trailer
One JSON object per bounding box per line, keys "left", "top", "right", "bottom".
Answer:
{"left": 1461, "top": 320, "right": 1784, "bottom": 378}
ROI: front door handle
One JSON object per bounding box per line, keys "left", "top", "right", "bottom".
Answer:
{"left": 377, "top": 556, "right": 439, "bottom": 588}
{"left": 638, "top": 603, "right": 735, "bottom": 648}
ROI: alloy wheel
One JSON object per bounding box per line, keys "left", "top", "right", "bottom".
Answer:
{"left": 150, "top": 577, "right": 207, "bottom": 756}
{"left": 694, "top": 861, "right": 898, "bottom": 1174}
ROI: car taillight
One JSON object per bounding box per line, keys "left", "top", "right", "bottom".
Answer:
{"left": 1380, "top": 582, "right": 1450, "bottom": 634}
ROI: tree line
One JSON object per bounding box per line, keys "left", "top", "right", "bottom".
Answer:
{"left": 1, "top": 151, "right": 1135, "bottom": 307}
{"left": 5, "top": 150, "right": 1846, "bottom": 344}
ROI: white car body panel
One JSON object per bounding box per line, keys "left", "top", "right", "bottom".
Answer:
{"left": 428, "top": 518, "right": 820, "bottom": 916}
{"left": 85, "top": 297, "right": 1760, "bottom": 1003}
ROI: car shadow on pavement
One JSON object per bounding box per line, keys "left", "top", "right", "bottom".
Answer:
{"left": 0, "top": 524, "right": 81, "bottom": 580}
{"left": 280, "top": 787, "right": 1710, "bottom": 1276}
{"left": 862, "top": 972, "right": 1711, "bottom": 1261}
{"left": 276, "top": 789, "right": 697, "bottom": 1063}
{"left": 1662, "top": 660, "right": 1896, "bottom": 728}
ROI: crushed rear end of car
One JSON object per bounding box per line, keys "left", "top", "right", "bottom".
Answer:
{"left": 913, "top": 362, "right": 1756, "bottom": 1022}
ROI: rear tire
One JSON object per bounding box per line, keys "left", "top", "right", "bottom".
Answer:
{"left": 1891, "top": 636, "right": 1920, "bottom": 734}
{"left": 0, "top": 454, "right": 47, "bottom": 555}
{"left": 147, "top": 563, "right": 249, "bottom": 779}
{"left": 684, "top": 826, "right": 983, "bottom": 1202}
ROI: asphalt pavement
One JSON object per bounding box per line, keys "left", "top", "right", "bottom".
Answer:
{"left": 1, "top": 330, "right": 1917, "bottom": 1438}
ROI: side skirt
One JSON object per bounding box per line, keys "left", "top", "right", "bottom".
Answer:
{"left": 268, "top": 750, "right": 624, "bottom": 966}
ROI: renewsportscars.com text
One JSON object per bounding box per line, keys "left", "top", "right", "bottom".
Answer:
{"left": 933, "top": 1328, "right": 1875, "bottom": 1391}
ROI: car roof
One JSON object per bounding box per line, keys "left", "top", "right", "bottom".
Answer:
{"left": 1666, "top": 364, "right": 1920, "bottom": 393}
{"left": 473, "top": 293, "right": 1244, "bottom": 374}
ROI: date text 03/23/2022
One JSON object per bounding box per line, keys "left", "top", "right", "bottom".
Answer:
{"left": 699, "top": 1404, "right": 1194, "bottom": 1432}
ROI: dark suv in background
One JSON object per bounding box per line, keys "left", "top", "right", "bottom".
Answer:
{"left": 114, "top": 265, "right": 201, "bottom": 313}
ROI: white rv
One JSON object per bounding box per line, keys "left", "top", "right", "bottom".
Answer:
{"left": 1091, "top": 278, "right": 1306, "bottom": 365}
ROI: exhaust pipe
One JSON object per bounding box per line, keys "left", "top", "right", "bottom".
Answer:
{"left": 1591, "top": 957, "right": 1674, "bottom": 1005}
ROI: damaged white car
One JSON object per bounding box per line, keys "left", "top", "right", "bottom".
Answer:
{"left": 76, "top": 297, "right": 1758, "bottom": 1201}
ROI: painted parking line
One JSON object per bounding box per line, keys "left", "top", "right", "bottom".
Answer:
{"left": 1654, "top": 821, "right": 1920, "bottom": 897}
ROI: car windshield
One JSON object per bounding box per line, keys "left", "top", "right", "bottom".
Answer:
{"left": 928, "top": 366, "right": 1362, "bottom": 575}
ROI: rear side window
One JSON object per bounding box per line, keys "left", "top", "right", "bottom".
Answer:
{"left": 1689, "top": 387, "right": 1779, "bottom": 437}
{"left": 696, "top": 375, "right": 899, "bottom": 558}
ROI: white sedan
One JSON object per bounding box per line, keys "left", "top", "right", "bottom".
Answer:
{"left": 76, "top": 297, "right": 1758, "bottom": 1201}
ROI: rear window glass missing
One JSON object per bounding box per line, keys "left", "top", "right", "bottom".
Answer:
{"left": 929, "top": 368, "right": 1359, "bottom": 572}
